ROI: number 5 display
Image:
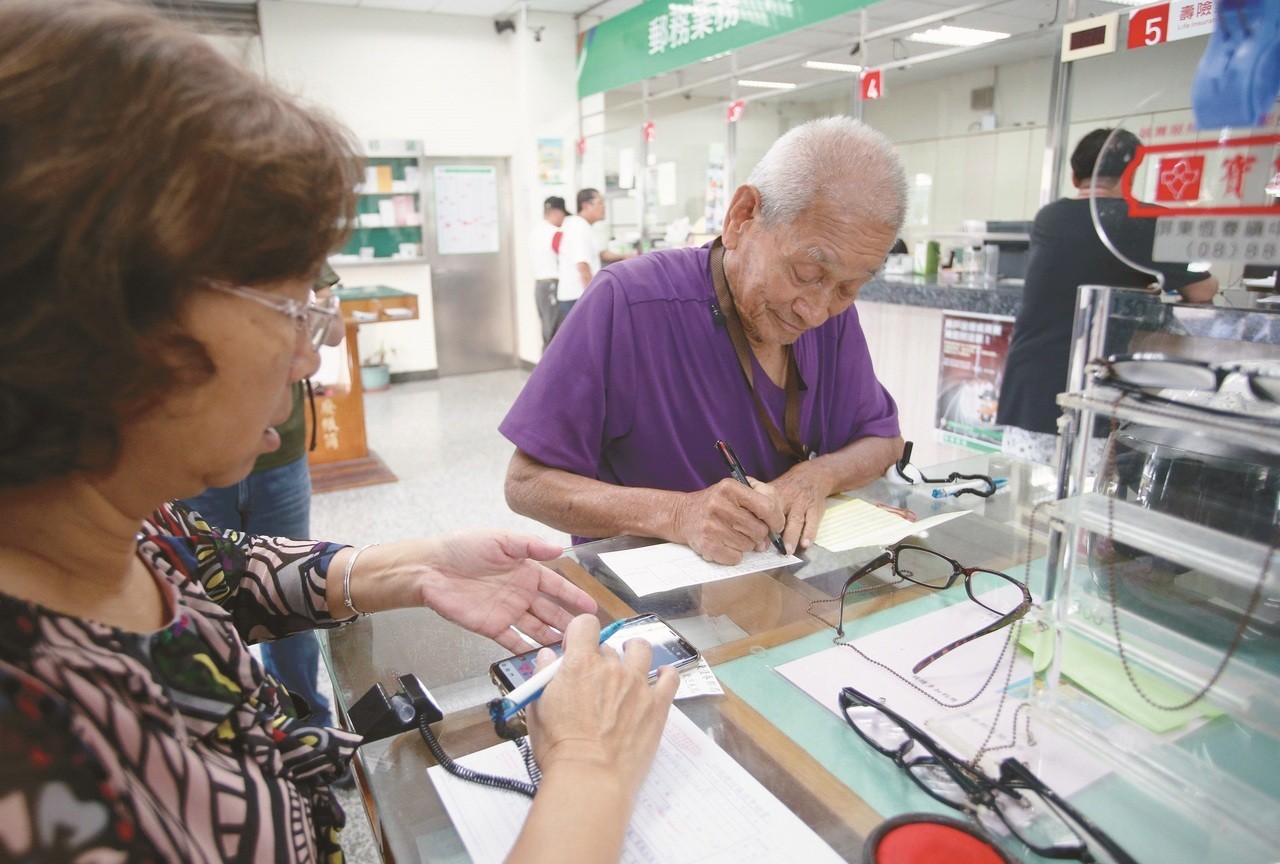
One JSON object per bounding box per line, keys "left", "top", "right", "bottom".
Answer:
{"left": 1128, "top": 3, "right": 1168, "bottom": 49}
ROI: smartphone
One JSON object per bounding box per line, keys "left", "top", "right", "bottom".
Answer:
{"left": 488, "top": 614, "right": 699, "bottom": 694}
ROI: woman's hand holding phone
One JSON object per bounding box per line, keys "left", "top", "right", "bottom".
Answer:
{"left": 489, "top": 613, "right": 699, "bottom": 694}
{"left": 507, "top": 615, "right": 679, "bottom": 862}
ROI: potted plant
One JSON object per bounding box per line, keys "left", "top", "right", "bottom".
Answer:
{"left": 359, "top": 342, "right": 394, "bottom": 392}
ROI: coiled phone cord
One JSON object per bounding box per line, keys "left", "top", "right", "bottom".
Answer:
{"left": 416, "top": 711, "right": 539, "bottom": 799}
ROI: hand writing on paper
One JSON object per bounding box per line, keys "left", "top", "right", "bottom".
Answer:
{"left": 768, "top": 461, "right": 837, "bottom": 555}
{"left": 672, "top": 478, "right": 785, "bottom": 565}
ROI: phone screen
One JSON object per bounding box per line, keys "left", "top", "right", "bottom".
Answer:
{"left": 491, "top": 615, "right": 698, "bottom": 693}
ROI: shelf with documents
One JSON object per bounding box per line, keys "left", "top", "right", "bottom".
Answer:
{"left": 334, "top": 139, "right": 424, "bottom": 263}
{"left": 1032, "top": 284, "right": 1280, "bottom": 864}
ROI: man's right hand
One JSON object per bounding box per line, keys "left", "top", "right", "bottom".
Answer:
{"left": 672, "top": 478, "right": 785, "bottom": 564}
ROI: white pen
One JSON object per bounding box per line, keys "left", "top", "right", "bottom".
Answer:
{"left": 491, "top": 618, "right": 629, "bottom": 723}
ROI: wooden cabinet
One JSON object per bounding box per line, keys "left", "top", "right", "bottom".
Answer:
{"left": 307, "top": 286, "right": 419, "bottom": 492}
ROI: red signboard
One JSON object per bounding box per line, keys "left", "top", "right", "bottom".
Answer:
{"left": 860, "top": 69, "right": 883, "bottom": 101}
{"left": 726, "top": 100, "right": 745, "bottom": 123}
{"left": 1128, "top": 1, "right": 1215, "bottom": 50}
{"left": 1121, "top": 135, "right": 1280, "bottom": 216}
{"left": 642, "top": 120, "right": 656, "bottom": 143}
{"left": 1128, "top": 2, "right": 1170, "bottom": 48}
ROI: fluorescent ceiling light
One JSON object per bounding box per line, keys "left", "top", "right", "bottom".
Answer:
{"left": 738, "top": 79, "right": 797, "bottom": 90}
{"left": 907, "top": 25, "right": 1010, "bottom": 47}
{"left": 803, "top": 60, "right": 864, "bottom": 73}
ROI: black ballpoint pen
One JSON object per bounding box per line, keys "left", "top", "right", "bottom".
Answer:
{"left": 715, "top": 439, "right": 787, "bottom": 555}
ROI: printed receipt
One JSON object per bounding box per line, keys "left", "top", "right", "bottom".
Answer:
{"left": 598, "top": 543, "right": 800, "bottom": 597}
{"left": 428, "top": 708, "right": 843, "bottom": 863}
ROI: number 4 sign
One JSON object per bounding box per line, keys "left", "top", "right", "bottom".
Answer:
{"left": 860, "top": 69, "right": 884, "bottom": 101}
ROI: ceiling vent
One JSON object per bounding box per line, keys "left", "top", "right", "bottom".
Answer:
{"left": 970, "top": 86, "right": 995, "bottom": 111}
{"left": 148, "top": 1, "right": 260, "bottom": 35}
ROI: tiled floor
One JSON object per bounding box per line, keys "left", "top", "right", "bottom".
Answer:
{"left": 310, "top": 368, "right": 561, "bottom": 864}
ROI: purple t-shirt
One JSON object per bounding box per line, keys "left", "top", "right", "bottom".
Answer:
{"left": 500, "top": 243, "right": 899, "bottom": 539}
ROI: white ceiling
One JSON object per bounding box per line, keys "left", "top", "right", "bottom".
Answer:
{"left": 198, "top": 0, "right": 1151, "bottom": 99}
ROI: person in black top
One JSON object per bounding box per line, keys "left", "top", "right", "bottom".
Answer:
{"left": 996, "top": 128, "right": 1219, "bottom": 465}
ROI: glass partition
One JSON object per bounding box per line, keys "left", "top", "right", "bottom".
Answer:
{"left": 643, "top": 99, "right": 725, "bottom": 244}
{"left": 585, "top": 13, "right": 1216, "bottom": 272}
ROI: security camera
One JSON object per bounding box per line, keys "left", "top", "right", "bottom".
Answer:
{"left": 530, "top": 25, "right": 545, "bottom": 42}
{"left": 494, "top": 18, "right": 515, "bottom": 35}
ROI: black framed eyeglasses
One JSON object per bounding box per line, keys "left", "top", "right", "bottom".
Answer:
{"left": 834, "top": 545, "right": 1031, "bottom": 673}
{"left": 837, "top": 686, "right": 986, "bottom": 807}
{"left": 1088, "top": 353, "right": 1280, "bottom": 410}
{"left": 838, "top": 686, "right": 1138, "bottom": 864}
{"left": 894, "top": 441, "right": 999, "bottom": 497}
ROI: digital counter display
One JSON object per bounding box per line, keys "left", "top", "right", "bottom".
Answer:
{"left": 1069, "top": 26, "right": 1107, "bottom": 51}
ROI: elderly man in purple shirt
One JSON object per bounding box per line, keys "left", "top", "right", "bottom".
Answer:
{"left": 500, "top": 117, "right": 907, "bottom": 564}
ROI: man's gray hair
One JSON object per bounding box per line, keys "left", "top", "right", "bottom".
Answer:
{"left": 746, "top": 116, "right": 908, "bottom": 232}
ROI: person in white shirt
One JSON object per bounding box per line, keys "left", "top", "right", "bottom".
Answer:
{"left": 556, "top": 188, "right": 636, "bottom": 325}
{"left": 532, "top": 196, "right": 566, "bottom": 348}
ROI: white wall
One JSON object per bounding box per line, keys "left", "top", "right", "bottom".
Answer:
{"left": 256, "top": 1, "right": 581, "bottom": 369}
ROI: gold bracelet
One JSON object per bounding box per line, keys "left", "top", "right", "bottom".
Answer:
{"left": 342, "top": 543, "right": 378, "bottom": 617}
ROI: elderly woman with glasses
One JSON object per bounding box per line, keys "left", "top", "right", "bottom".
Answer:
{"left": 0, "top": 2, "right": 677, "bottom": 862}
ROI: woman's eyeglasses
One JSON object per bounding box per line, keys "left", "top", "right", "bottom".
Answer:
{"left": 205, "top": 281, "right": 341, "bottom": 350}
{"left": 834, "top": 545, "right": 1031, "bottom": 673}
{"left": 838, "top": 685, "right": 1138, "bottom": 864}
{"left": 1088, "top": 353, "right": 1280, "bottom": 407}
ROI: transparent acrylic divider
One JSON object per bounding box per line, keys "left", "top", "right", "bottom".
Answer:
{"left": 1038, "top": 95, "right": 1280, "bottom": 861}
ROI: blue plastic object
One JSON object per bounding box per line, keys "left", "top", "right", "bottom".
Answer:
{"left": 1192, "top": 0, "right": 1280, "bottom": 129}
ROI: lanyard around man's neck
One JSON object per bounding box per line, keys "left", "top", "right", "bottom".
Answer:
{"left": 708, "top": 237, "right": 810, "bottom": 464}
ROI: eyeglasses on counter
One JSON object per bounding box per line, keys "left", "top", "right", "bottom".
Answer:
{"left": 838, "top": 685, "right": 1139, "bottom": 864}
{"left": 831, "top": 545, "right": 1032, "bottom": 674}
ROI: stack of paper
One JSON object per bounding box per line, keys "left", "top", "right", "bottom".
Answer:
{"left": 598, "top": 543, "right": 799, "bottom": 597}
{"left": 813, "top": 498, "right": 970, "bottom": 552}
{"left": 429, "top": 709, "right": 844, "bottom": 863}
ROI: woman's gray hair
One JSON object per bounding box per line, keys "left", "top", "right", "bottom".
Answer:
{"left": 746, "top": 116, "right": 908, "bottom": 232}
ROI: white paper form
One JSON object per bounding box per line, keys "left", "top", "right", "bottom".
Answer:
{"left": 813, "top": 498, "right": 971, "bottom": 552}
{"left": 429, "top": 708, "right": 843, "bottom": 864}
{"left": 597, "top": 543, "right": 799, "bottom": 597}
{"left": 776, "top": 590, "right": 1110, "bottom": 797}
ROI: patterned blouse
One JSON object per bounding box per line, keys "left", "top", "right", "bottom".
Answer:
{"left": 0, "top": 503, "right": 364, "bottom": 863}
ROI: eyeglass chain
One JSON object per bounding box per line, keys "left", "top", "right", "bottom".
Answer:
{"left": 1096, "top": 393, "right": 1275, "bottom": 711}
{"left": 804, "top": 509, "right": 1054, "bottom": 769}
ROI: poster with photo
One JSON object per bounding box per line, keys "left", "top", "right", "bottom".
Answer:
{"left": 935, "top": 312, "right": 1014, "bottom": 451}
{"left": 536, "top": 138, "right": 564, "bottom": 185}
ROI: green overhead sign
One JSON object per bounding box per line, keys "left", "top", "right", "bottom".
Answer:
{"left": 577, "top": 0, "right": 878, "bottom": 99}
